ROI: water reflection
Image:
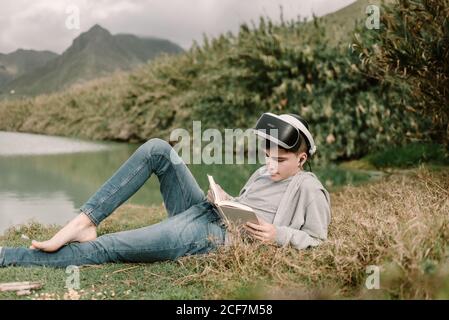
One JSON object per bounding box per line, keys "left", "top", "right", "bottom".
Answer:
{"left": 0, "top": 131, "right": 111, "bottom": 156}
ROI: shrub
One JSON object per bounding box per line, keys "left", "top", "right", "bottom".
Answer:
{"left": 353, "top": 0, "right": 449, "bottom": 151}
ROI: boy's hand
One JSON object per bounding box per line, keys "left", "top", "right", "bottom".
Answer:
{"left": 244, "top": 218, "right": 277, "bottom": 243}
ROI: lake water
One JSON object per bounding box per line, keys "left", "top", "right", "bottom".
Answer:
{"left": 0, "top": 131, "right": 378, "bottom": 235}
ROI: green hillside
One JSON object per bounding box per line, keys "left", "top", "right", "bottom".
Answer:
{"left": 321, "top": 0, "right": 388, "bottom": 43}
{"left": 0, "top": 49, "right": 57, "bottom": 88}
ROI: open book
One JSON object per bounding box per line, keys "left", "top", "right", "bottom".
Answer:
{"left": 207, "top": 174, "right": 259, "bottom": 225}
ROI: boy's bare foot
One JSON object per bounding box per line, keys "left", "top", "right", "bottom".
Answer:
{"left": 30, "top": 213, "right": 97, "bottom": 252}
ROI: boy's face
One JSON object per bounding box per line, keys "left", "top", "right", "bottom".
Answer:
{"left": 264, "top": 147, "right": 304, "bottom": 181}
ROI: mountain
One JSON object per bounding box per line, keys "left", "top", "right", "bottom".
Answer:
{"left": 1, "top": 24, "right": 184, "bottom": 96}
{"left": 0, "top": 49, "right": 58, "bottom": 88}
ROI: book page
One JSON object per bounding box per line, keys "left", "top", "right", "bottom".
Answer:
{"left": 216, "top": 200, "right": 254, "bottom": 212}
{"left": 217, "top": 205, "right": 259, "bottom": 225}
{"left": 207, "top": 174, "right": 222, "bottom": 203}
{"left": 208, "top": 174, "right": 259, "bottom": 225}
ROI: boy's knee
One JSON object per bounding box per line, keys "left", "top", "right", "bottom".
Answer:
{"left": 140, "top": 138, "right": 172, "bottom": 156}
{"left": 138, "top": 138, "right": 185, "bottom": 166}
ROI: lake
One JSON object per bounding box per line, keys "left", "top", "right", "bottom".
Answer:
{"left": 0, "top": 131, "right": 378, "bottom": 235}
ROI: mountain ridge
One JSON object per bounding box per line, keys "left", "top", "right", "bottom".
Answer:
{"left": 0, "top": 24, "right": 183, "bottom": 96}
{"left": 0, "top": 49, "right": 58, "bottom": 89}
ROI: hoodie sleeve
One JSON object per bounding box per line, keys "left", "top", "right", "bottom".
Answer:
{"left": 274, "top": 188, "right": 331, "bottom": 250}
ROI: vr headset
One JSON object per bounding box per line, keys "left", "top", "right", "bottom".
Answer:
{"left": 253, "top": 112, "right": 317, "bottom": 156}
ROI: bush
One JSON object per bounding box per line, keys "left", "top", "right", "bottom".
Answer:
{"left": 353, "top": 0, "right": 449, "bottom": 151}
{"left": 126, "top": 16, "right": 427, "bottom": 163}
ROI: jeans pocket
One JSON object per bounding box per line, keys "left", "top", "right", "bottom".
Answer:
{"left": 207, "top": 220, "right": 226, "bottom": 247}
{"left": 207, "top": 206, "right": 224, "bottom": 224}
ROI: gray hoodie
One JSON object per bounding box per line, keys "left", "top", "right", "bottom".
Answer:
{"left": 227, "top": 166, "right": 331, "bottom": 250}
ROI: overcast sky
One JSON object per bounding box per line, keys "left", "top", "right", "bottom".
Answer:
{"left": 0, "top": 0, "right": 356, "bottom": 54}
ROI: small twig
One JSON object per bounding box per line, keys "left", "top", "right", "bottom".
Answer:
{"left": 281, "top": 258, "right": 303, "bottom": 272}
{"left": 144, "top": 271, "right": 174, "bottom": 280}
{"left": 177, "top": 259, "right": 186, "bottom": 269}
{"left": 79, "top": 265, "right": 104, "bottom": 270}
{"left": 0, "top": 282, "right": 43, "bottom": 292}
{"left": 174, "top": 273, "right": 200, "bottom": 286}
{"left": 16, "top": 290, "right": 32, "bottom": 296}
{"left": 111, "top": 266, "right": 140, "bottom": 274}
{"left": 423, "top": 177, "right": 449, "bottom": 196}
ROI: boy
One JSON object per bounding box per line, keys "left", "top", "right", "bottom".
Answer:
{"left": 0, "top": 113, "right": 331, "bottom": 267}
{"left": 211, "top": 113, "right": 331, "bottom": 248}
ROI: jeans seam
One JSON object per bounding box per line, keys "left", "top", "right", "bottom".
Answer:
{"left": 111, "top": 240, "right": 207, "bottom": 254}
{"left": 157, "top": 151, "right": 190, "bottom": 211}
{"left": 84, "top": 150, "right": 192, "bottom": 224}
{"left": 137, "top": 150, "right": 193, "bottom": 212}
{"left": 85, "top": 156, "right": 149, "bottom": 223}
{"left": 80, "top": 208, "right": 99, "bottom": 226}
{"left": 9, "top": 249, "right": 107, "bottom": 266}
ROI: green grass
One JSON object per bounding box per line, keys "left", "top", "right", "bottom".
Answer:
{"left": 0, "top": 205, "right": 226, "bottom": 299}
{"left": 1, "top": 166, "right": 449, "bottom": 300}
{"left": 338, "top": 142, "right": 449, "bottom": 172}
{"left": 365, "top": 142, "right": 449, "bottom": 169}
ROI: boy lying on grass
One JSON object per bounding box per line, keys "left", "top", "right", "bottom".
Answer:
{"left": 0, "top": 113, "right": 331, "bottom": 268}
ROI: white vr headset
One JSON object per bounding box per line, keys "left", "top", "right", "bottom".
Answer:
{"left": 253, "top": 112, "right": 317, "bottom": 156}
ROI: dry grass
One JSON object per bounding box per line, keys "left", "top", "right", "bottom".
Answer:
{"left": 177, "top": 165, "right": 449, "bottom": 299}
{"left": 1, "top": 166, "right": 448, "bottom": 299}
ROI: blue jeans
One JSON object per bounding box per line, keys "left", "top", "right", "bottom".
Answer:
{"left": 0, "top": 138, "right": 227, "bottom": 268}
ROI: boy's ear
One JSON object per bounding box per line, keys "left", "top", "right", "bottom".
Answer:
{"left": 298, "top": 152, "right": 307, "bottom": 167}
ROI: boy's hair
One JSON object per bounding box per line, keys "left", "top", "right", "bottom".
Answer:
{"left": 264, "top": 113, "right": 311, "bottom": 156}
